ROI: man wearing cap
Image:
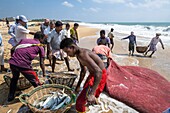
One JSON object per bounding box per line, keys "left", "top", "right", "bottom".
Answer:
{"left": 8, "top": 16, "right": 19, "bottom": 46}
{"left": 15, "top": 15, "right": 34, "bottom": 44}
{"left": 145, "top": 33, "right": 165, "bottom": 57}
{"left": 47, "top": 21, "right": 73, "bottom": 72}
{"left": 40, "top": 19, "right": 50, "bottom": 34}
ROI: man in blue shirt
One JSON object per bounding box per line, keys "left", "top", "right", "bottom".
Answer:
{"left": 121, "top": 31, "right": 137, "bottom": 56}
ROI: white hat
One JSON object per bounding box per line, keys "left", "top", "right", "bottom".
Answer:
{"left": 16, "top": 16, "right": 19, "bottom": 20}
{"left": 19, "top": 15, "right": 28, "bottom": 23}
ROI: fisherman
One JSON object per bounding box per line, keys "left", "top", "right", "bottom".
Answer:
{"left": 43, "top": 20, "right": 55, "bottom": 62}
{"left": 47, "top": 21, "right": 73, "bottom": 72}
{"left": 121, "top": 31, "right": 137, "bottom": 56}
{"left": 40, "top": 18, "right": 50, "bottom": 34}
{"left": 8, "top": 16, "right": 19, "bottom": 46}
{"left": 15, "top": 15, "right": 35, "bottom": 44}
{"left": 144, "top": 33, "right": 164, "bottom": 57}
{"left": 97, "top": 30, "right": 110, "bottom": 48}
{"left": 92, "top": 42, "right": 112, "bottom": 69}
{"left": 108, "top": 28, "right": 114, "bottom": 51}
{"left": 7, "top": 31, "right": 46, "bottom": 102}
{"left": 60, "top": 38, "right": 107, "bottom": 113}
{"left": 70, "top": 23, "right": 79, "bottom": 44}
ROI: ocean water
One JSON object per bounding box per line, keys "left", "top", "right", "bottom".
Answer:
{"left": 79, "top": 22, "right": 170, "bottom": 45}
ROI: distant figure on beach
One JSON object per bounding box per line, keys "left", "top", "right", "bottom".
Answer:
{"left": 121, "top": 31, "right": 137, "bottom": 56}
{"left": 108, "top": 28, "right": 114, "bottom": 51}
{"left": 60, "top": 38, "right": 107, "bottom": 113}
{"left": 70, "top": 23, "right": 79, "bottom": 44}
{"left": 8, "top": 16, "right": 19, "bottom": 46}
{"left": 0, "top": 33, "right": 8, "bottom": 72}
{"left": 92, "top": 42, "right": 112, "bottom": 69}
{"left": 47, "top": 21, "right": 73, "bottom": 72}
{"left": 62, "top": 23, "right": 71, "bottom": 38}
{"left": 97, "top": 30, "right": 110, "bottom": 48}
{"left": 144, "top": 33, "right": 164, "bottom": 57}
{"left": 44, "top": 20, "right": 55, "bottom": 60}
{"left": 5, "top": 18, "right": 9, "bottom": 28}
{"left": 7, "top": 32, "right": 46, "bottom": 102}
{"left": 40, "top": 19, "right": 50, "bottom": 33}
{"left": 15, "top": 15, "right": 35, "bottom": 44}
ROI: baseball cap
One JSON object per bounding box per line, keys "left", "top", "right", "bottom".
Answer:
{"left": 55, "top": 21, "right": 63, "bottom": 27}
{"left": 16, "top": 16, "right": 19, "bottom": 20}
{"left": 19, "top": 15, "right": 28, "bottom": 23}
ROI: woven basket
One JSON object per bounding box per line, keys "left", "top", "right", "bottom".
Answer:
{"left": 19, "top": 84, "right": 76, "bottom": 113}
{"left": 49, "top": 72, "right": 77, "bottom": 88}
{"left": 136, "top": 46, "right": 148, "bottom": 53}
{"left": 3, "top": 73, "right": 32, "bottom": 90}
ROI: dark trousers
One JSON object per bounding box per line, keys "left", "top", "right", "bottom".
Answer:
{"left": 8, "top": 64, "right": 40, "bottom": 98}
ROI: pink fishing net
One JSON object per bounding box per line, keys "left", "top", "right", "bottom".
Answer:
{"left": 106, "top": 60, "right": 170, "bottom": 113}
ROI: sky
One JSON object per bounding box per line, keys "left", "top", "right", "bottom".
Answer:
{"left": 0, "top": 0, "right": 170, "bottom": 22}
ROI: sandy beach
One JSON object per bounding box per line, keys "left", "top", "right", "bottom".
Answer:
{"left": 0, "top": 21, "right": 169, "bottom": 113}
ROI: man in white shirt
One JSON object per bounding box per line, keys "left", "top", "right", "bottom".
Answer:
{"left": 15, "top": 15, "right": 34, "bottom": 43}
{"left": 43, "top": 21, "right": 55, "bottom": 61}
{"left": 62, "top": 23, "right": 70, "bottom": 39}
{"left": 145, "top": 33, "right": 164, "bottom": 57}
{"left": 8, "top": 16, "right": 19, "bottom": 46}
{"left": 47, "top": 21, "right": 73, "bottom": 72}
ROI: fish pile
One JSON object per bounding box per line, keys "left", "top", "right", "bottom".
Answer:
{"left": 32, "top": 90, "right": 71, "bottom": 111}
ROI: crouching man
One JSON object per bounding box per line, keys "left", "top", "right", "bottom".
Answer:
{"left": 60, "top": 38, "right": 107, "bottom": 113}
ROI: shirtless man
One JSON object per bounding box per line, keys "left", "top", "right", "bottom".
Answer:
{"left": 60, "top": 38, "right": 107, "bottom": 113}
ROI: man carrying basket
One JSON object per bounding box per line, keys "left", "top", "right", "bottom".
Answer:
{"left": 60, "top": 38, "right": 107, "bottom": 113}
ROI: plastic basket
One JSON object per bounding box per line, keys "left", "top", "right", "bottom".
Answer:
{"left": 136, "top": 46, "right": 148, "bottom": 53}
{"left": 19, "top": 84, "right": 76, "bottom": 113}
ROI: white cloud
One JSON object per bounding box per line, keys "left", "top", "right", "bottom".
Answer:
{"left": 62, "top": 1, "right": 74, "bottom": 8}
{"left": 92, "top": 0, "right": 126, "bottom": 4}
{"left": 127, "top": 0, "right": 170, "bottom": 8}
{"left": 77, "top": 0, "right": 82, "bottom": 3}
{"left": 83, "top": 7, "right": 100, "bottom": 12}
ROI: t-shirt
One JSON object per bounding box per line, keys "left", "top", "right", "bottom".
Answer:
{"left": 9, "top": 39, "right": 45, "bottom": 69}
{"left": 15, "top": 23, "right": 30, "bottom": 43}
{"left": 97, "top": 37, "right": 110, "bottom": 46}
{"left": 70, "top": 28, "right": 78, "bottom": 40}
{"left": 108, "top": 32, "right": 114, "bottom": 39}
{"left": 123, "top": 35, "right": 136, "bottom": 44}
{"left": 8, "top": 23, "right": 17, "bottom": 38}
{"left": 40, "top": 23, "right": 48, "bottom": 33}
{"left": 47, "top": 30, "right": 64, "bottom": 50}
{"left": 92, "top": 45, "right": 112, "bottom": 59}
{"left": 62, "top": 28, "right": 70, "bottom": 38}
{"left": 43, "top": 26, "right": 54, "bottom": 35}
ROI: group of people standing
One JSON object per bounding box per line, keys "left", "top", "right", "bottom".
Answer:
{"left": 0, "top": 16, "right": 165, "bottom": 113}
